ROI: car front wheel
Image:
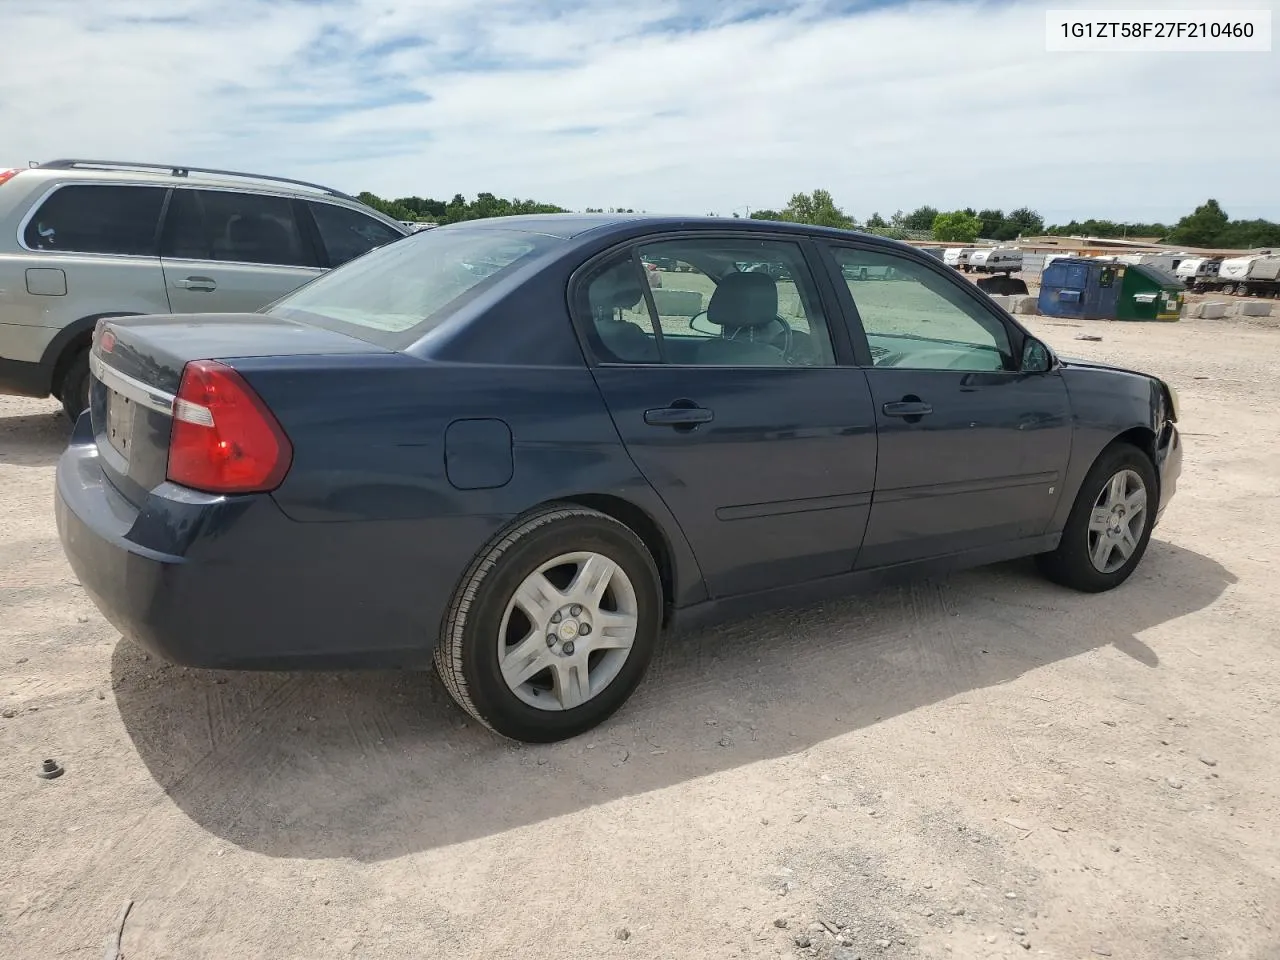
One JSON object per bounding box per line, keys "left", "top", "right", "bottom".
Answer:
{"left": 1037, "top": 443, "right": 1158, "bottom": 593}
{"left": 434, "top": 505, "right": 662, "bottom": 742}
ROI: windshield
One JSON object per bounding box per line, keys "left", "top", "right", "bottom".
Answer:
{"left": 266, "top": 226, "right": 562, "bottom": 346}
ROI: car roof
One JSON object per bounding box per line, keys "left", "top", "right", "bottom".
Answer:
{"left": 441, "top": 212, "right": 914, "bottom": 248}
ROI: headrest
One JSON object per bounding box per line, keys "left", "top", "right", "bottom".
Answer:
{"left": 589, "top": 264, "right": 644, "bottom": 314}
{"left": 707, "top": 271, "right": 779, "bottom": 329}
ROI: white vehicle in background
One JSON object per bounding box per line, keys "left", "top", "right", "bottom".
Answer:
{"left": 969, "top": 248, "right": 1023, "bottom": 275}
{"left": 1196, "top": 254, "right": 1280, "bottom": 297}
{"left": 943, "top": 247, "right": 977, "bottom": 271}
{"left": 1176, "top": 257, "right": 1222, "bottom": 289}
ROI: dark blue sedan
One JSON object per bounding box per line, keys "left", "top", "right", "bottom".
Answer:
{"left": 55, "top": 214, "right": 1181, "bottom": 742}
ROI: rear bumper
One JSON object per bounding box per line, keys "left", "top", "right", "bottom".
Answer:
{"left": 55, "top": 428, "right": 503, "bottom": 669}
{"left": 1154, "top": 420, "right": 1181, "bottom": 524}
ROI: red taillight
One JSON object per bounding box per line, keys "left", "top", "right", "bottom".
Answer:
{"left": 166, "top": 360, "right": 292, "bottom": 494}
{"left": 0, "top": 169, "right": 19, "bottom": 188}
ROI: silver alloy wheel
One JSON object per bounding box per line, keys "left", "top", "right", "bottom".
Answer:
{"left": 497, "top": 551, "right": 640, "bottom": 711}
{"left": 1087, "top": 468, "right": 1148, "bottom": 574}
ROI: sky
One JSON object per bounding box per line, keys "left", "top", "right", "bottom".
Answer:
{"left": 1, "top": 0, "right": 1277, "bottom": 225}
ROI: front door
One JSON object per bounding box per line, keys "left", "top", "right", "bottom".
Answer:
{"left": 823, "top": 243, "right": 1072, "bottom": 569}
{"left": 160, "top": 188, "right": 323, "bottom": 315}
{"left": 578, "top": 236, "right": 877, "bottom": 599}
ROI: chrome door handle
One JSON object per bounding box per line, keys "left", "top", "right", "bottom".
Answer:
{"left": 175, "top": 276, "right": 217, "bottom": 291}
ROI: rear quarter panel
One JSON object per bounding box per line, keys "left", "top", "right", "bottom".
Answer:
{"left": 1050, "top": 363, "right": 1169, "bottom": 531}
{"left": 230, "top": 353, "right": 707, "bottom": 608}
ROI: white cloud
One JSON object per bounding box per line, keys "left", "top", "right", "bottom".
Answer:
{"left": 2, "top": 0, "right": 1277, "bottom": 224}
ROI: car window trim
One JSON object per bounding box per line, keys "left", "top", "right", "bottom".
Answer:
{"left": 816, "top": 238, "right": 1034, "bottom": 371}
{"left": 567, "top": 229, "right": 859, "bottom": 370}
{"left": 15, "top": 180, "right": 170, "bottom": 259}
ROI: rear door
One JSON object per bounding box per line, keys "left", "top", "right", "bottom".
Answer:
{"left": 821, "top": 241, "right": 1072, "bottom": 569}
{"left": 577, "top": 235, "right": 878, "bottom": 599}
{"left": 160, "top": 188, "right": 323, "bottom": 314}
{"left": 15, "top": 182, "right": 171, "bottom": 326}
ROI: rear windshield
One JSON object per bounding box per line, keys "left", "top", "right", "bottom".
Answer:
{"left": 265, "top": 225, "right": 562, "bottom": 346}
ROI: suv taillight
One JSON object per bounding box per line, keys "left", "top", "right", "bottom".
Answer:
{"left": 166, "top": 360, "right": 293, "bottom": 494}
{"left": 0, "top": 169, "right": 20, "bottom": 188}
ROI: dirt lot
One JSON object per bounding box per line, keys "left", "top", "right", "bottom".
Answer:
{"left": 2, "top": 313, "right": 1279, "bottom": 960}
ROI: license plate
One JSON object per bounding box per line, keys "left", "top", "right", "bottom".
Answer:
{"left": 105, "top": 390, "right": 134, "bottom": 460}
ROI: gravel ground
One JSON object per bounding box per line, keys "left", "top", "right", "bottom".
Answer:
{"left": 2, "top": 312, "right": 1279, "bottom": 960}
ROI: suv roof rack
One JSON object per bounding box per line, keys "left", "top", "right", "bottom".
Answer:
{"left": 36, "top": 159, "right": 357, "bottom": 202}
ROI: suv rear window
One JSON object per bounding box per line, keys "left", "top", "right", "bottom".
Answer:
{"left": 308, "top": 201, "right": 404, "bottom": 267}
{"left": 23, "top": 184, "right": 165, "bottom": 256}
{"left": 265, "top": 226, "right": 560, "bottom": 346}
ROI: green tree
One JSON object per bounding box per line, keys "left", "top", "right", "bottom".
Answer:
{"left": 1007, "top": 206, "right": 1045, "bottom": 236}
{"left": 749, "top": 209, "right": 783, "bottom": 221}
{"left": 1167, "top": 199, "right": 1230, "bottom": 246}
{"left": 780, "top": 189, "right": 855, "bottom": 229}
{"left": 1046, "top": 219, "right": 1169, "bottom": 239}
{"left": 977, "top": 208, "right": 1005, "bottom": 239}
{"left": 865, "top": 212, "right": 888, "bottom": 229}
{"left": 932, "top": 210, "right": 983, "bottom": 242}
{"left": 1218, "top": 218, "right": 1280, "bottom": 248}
{"left": 902, "top": 205, "right": 939, "bottom": 231}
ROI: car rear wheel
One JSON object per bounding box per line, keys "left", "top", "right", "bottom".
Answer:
{"left": 434, "top": 505, "right": 662, "bottom": 742}
{"left": 58, "top": 348, "right": 90, "bottom": 422}
{"left": 1036, "top": 443, "right": 1158, "bottom": 593}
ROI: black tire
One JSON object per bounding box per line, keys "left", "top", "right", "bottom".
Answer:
{"left": 1036, "top": 443, "right": 1158, "bottom": 593}
{"left": 434, "top": 504, "right": 662, "bottom": 743}
{"left": 58, "top": 348, "right": 91, "bottom": 422}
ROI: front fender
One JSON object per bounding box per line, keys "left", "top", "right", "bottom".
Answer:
{"left": 1050, "top": 365, "right": 1173, "bottom": 533}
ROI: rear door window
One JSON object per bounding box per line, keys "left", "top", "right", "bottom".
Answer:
{"left": 308, "top": 202, "right": 404, "bottom": 267}
{"left": 23, "top": 184, "right": 165, "bottom": 256}
{"left": 160, "top": 189, "right": 315, "bottom": 267}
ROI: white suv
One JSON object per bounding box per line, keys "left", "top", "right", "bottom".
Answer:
{"left": 0, "top": 159, "right": 408, "bottom": 417}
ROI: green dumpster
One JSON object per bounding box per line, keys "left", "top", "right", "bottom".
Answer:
{"left": 1116, "top": 263, "right": 1184, "bottom": 322}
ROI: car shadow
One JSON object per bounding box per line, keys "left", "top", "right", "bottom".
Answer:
{"left": 111, "top": 539, "right": 1232, "bottom": 862}
{"left": 0, "top": 409, "right": 71, "bottom": 468}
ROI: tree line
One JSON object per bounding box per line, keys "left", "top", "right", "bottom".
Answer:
{"left": 358, "top": 188, "right": 1280, "bottom": 249}
{"left": 747, "top": 192, "right": 1280, "bottom": 248}
{"left": 356, "top": 191, "right": 569, "bottom": 224}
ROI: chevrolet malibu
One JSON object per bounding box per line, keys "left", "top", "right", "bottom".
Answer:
{"left": 55, "top": 215, "right": 1181, "bottom": 743}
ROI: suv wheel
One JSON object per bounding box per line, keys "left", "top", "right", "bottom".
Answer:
{"left": 58, "top": 348, "right": 90, "bottom": 422}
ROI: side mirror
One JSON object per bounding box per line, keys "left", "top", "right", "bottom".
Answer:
{"left": 1021, "top": 337, "right": 1053, "bottom": 373}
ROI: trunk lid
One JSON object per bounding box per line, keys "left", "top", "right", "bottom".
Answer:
{"left": 89, "top": 313, "right": 390, "bottom": 504}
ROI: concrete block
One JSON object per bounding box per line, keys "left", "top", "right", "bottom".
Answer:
{"left": 650, "top": 288, "right": 703, "bottom": 317}
{"left": 1191, "top": 300, "right": 1228, "bottom": 319}
{"left": 1231, "top": 300, "right": 1273, "bottom": 317}
{"left": 1012, "top": 295, "right": 1040, "bottom": 315}
{"left": 988, "top": 295, "right": 1017, "bottom": 311}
